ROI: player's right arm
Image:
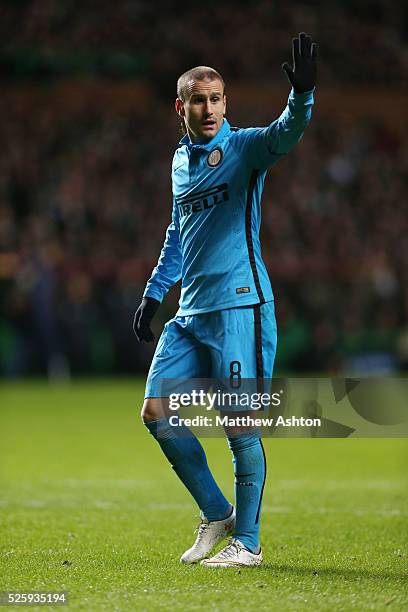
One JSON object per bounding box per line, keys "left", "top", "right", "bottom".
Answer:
{"left": 133, "top": 201, "right": 182, "bottom": 342}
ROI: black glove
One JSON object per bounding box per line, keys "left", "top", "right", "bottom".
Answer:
{"left": 133, "top": 297, "right": 160, "bottom": 342}
{"left": 282, "top": 32, "right": 317, "bottom": 93}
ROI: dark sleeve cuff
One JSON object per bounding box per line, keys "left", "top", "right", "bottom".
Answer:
{"left": 289, "top": 87, "right": 315, "bottom": 104}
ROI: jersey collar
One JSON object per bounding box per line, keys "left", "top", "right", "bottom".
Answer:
{"left": 179, "top": 118, "right": 231, "bottom": 151}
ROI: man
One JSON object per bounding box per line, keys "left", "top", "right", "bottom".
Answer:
{"left": 134, "top": 32, "right": 317, "bottom": 567}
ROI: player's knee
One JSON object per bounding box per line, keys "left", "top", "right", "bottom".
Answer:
{"left": 141, "top": 398, "right": 169, "bottom": 422}
{"left": 223, "top": 413, "right": 261, "bottom": 442}
{"left": 141, "top": 399, "right": 156, "bottom": 422}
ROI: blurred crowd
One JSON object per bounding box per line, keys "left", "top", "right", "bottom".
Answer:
{"left": 1, "top": 0, "right": 407, "bottom": 86}
{"left": 1, "top": 0, "right": 407, "bottom": 376}
{"left": 0, "top": 79, "right": 407, "bottom": 377}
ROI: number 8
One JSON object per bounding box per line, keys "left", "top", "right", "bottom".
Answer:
{"left": 229, "top": 360, "right": 241, "bottom": 389}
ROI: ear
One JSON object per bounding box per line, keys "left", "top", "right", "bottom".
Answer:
{"left": 223, "top": 94, "right": 227, "bottom": 116}
{"left": 175, "top": 98, "right": 185, "bottom": 117}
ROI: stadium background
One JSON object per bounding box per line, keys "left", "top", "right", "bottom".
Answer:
{"left": 1, "top": 0, "right": 407, "bottom": 379}
{"left": 1, "top": 3, "right": 407, "bottom": 610}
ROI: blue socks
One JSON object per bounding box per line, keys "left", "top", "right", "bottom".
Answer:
{"left": 145, "top": 418, "right": 266, "bottom": 553}
{"left": 227, "top": 433, "right": 266, "bottom": 554}
{"left": 145, "top": 416, "right": 231, "bottom": 522}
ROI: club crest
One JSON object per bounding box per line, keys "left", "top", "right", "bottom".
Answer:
{"left": 207, "top": 147, "right": 223, "bottom": 167}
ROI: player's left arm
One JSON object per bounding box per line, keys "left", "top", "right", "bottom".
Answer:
{"left": 231, "top": 32, "right": 317, "bottom": 169}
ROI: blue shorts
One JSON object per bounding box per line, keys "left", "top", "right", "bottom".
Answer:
{"left": 145, "top": 301, "right": 277, "bottom": 398}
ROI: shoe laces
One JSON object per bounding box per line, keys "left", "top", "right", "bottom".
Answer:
{"left": 194, "top": 516, "right": 210, "bottom": 542}
{"left": 215, "top": 538, "right": 243, "bottom": 560}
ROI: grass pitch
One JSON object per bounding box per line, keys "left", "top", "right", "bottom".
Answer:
{"left": 1, "top": 380, "right": 407, "bottom": 611}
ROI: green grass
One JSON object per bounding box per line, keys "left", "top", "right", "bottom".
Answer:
{"left": 1, "top": 380, "right": 407, "bottom": 611}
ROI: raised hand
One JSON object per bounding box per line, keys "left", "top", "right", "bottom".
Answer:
{"left": 282, "top": 32, "right": 317, "bottom": 93}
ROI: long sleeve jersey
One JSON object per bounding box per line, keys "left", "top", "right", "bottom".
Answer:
{"left": 143, "top": 87, "right": 315, "bottom": 315}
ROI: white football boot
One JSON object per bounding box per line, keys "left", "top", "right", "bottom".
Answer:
{"left": 200, "top": 537, "right": 263, "bottom": 567}
{"left": 180, "top": 507, "right": 235, "bottom": 564}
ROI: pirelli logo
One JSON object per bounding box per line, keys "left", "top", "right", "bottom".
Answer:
{"left": 176, "top": 183, "right": 229, "bottom": 218}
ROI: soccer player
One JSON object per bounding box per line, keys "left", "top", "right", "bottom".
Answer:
{"left": 134, "top": 32, "right": 317, "bottom": 567}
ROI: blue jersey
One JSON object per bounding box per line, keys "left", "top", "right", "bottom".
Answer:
{"left": 143, "top": 88, "right": 314, "bottom": 315}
